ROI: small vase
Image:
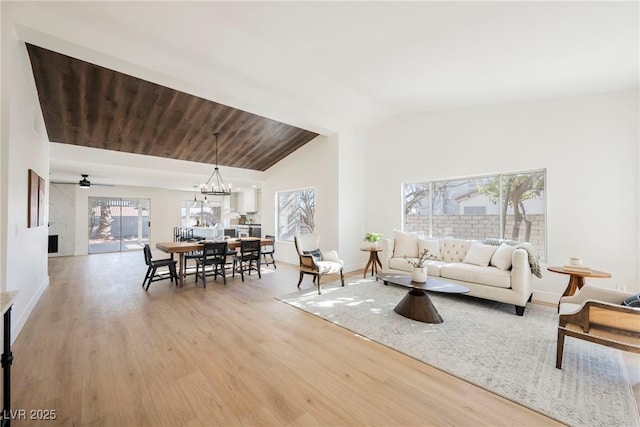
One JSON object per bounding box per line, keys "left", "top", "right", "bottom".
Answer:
{"left": 370, "top": 241, "right": 379, "bottom": 250}
{"left": 411, "top": 266, "right": 428, "bottom": 283}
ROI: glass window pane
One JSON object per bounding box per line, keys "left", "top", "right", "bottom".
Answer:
{"left": 431, "top": 176, "right": 500, "bottom": 239}
{"left": 401, "top": 169, "right": 546, "bottom": 261}
{"left": 501, "top": 171, "right": 546, "bottom": 259}
{"left": 89, "top": 197, "right": 149, "bottom": 254}
{"left": 181, "top": 200, "right": 222, "bottom": 228}
{"left": 277, "top": 188, "right": 315, "bottom": 242}
{"left": 403, "top": 183, "right": 430, "bottom": 233}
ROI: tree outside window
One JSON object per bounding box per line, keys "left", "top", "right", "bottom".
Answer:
{"left": 277, "top": 188, "right": 315, "bottom": 242}
{"left": 478, "top": 171, "right": 545, "bottom": 243}
{"left": 403, "top": 170, "right": 546, "bottom": 260}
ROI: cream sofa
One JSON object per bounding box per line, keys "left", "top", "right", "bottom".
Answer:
{"left": 380, "top": 231, "right": 534, "bottom": 315}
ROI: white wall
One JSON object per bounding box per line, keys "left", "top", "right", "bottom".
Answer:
{"left": 365, "top": 90, "right": 639, "bottom": 303}
{"left": 263, "top": 135, "right": 340, "bottom": 266}
{"left": 70, "top": 185, "right": 229, "bottom": 255}
{"left": 262, "top": 131, "right": 368, "bottom": 272}
{"left": 1, "top": 18, "right": 50, "bottom": 342}
{"left": 50, "top": 181, "right": 234, "bottom": 256}
{"left": 335, "top": 128, "right": 368, "bottom": 271}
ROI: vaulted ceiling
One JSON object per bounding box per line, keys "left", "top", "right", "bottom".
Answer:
{"left": 26, "top": 44, "right": 318, "bottom": 172}
{"left": 8, "top": 1, "right": 638, "bottom": 191}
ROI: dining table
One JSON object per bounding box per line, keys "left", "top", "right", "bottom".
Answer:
{"left": 156, "top": 237, "right": 274, "bottom": 287}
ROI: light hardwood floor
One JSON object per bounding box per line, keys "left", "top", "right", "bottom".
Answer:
{"left": 8, "top": 250, "right": 633, "bottom": 426}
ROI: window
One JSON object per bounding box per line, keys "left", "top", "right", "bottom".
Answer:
{"left": 277, "top": 188, "right": 315, "bottom": 242}
{"left": 181, "top": 200, "right": 221, "bottom": 228}
{"left": 88, "top": 197, "right": 150, "bottom": 254}
{"left": 463, "top": 206, "right": 487, "bottom": 215}
{"left": 404, "top": 169, "right": 546, "bottom": 260}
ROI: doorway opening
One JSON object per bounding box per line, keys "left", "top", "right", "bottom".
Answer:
{"left": 88, "top": 197, "right": 150, "bottom": 254}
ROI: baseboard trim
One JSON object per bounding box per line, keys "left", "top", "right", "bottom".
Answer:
{"left": 11, "top": 275, "right": 49, "bottom": 345}
{"left": 532, "top": 290, "right": 560, "bottom": 306}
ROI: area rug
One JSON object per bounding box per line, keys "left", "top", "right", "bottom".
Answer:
{"left": 277, "top": 278, "right": 640, "bottom": 427}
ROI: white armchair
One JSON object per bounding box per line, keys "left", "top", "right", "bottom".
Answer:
{"left": 294, "top": 233, "right": 344, "bottom": 294}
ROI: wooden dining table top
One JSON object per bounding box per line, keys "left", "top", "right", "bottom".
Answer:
{"left": 156, "top": 238, "right": 273, "bottom": 254}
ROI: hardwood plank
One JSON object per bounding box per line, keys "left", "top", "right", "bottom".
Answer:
{"left": 10, "top": 251, "right": 585, "bottom": 426}
{"left": 25, "top": 44, "right": 318, "bottom": 172}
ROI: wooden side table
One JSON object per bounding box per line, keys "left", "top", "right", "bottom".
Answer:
{"left": 547, "top": 266, "right": 611, "bottom": 298}
{"left": 361, "top": 248, "right": 383, "bottom": 278}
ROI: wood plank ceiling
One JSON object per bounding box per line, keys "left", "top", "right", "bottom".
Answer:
{"left": 26, "top": 43, "right": 319, "bottom": 171}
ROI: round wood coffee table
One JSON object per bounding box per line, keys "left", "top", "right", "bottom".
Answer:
{"left": 377, "top": 273, "right": 469, "bottom": 324}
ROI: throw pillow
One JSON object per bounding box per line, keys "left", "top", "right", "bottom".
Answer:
{"left": 462, "top": 243, "right": 498, "bottom": 267}
{"left": 303, "top": 249, "right": 323, "bottom": 261}
{"left": 622, "top": 294, "right": 640, "bottom": 308}
{"left": 393, "top": 230, "right": 424, "bottom": 258}
{"left": 490, "top": 243, "right": 518, "bottom": 271}
{"left": 418, "top": 238, "right": 441, "bottom": 260}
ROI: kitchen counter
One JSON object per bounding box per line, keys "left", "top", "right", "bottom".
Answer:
{"left": 231, "top": 224, "right": 261, "bottom": 238}
{"left": 186, "top": 227, "right": 224, "bottom": 239}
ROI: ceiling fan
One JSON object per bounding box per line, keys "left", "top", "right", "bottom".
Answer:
{"left": 79, "top": 174, "right": 91, "bottom": 188}
{"left": 51, "top": 174, "right": 113, "bottom": 188}
{"left": 77, "top": 174, "right": 115, "bottom": 188}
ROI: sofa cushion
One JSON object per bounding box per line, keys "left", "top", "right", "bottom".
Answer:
{"left": 462, "top": 243, "right": 497, "bottom": 267}
{"left": 490, "top": 243, "right": 517, "bottom": 271}
{"left": 440, "top": 239, "right": 473, "bottom": 263}
{"left": 392, "top": 230, "right": 424, "bottom": 258}
{"left": 316, "top": 261, "right": 343, "bottom": 274}
{"left": 424, "top": 260, "right": 445, "bottom": 277}
{"left": 387, "top": 258, "right": 444, "bottom": 276}
{"left": 389, "top": 257, "right": 413, "bottom": 272}
{"left": 418, "top": 238, "right": 441, "bottom": 260}
{"left": 441, "top": 263, "right": 512, "bottom": 288}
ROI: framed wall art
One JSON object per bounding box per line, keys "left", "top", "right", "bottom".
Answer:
{"left": 28, "top": 169, "right": 45, "bottom": 228}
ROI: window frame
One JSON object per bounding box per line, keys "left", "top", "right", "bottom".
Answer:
{"left": 403, "top": 169, "right": 547, "bottom": 261}
{"left": 276, "top": 187, "right": 316, "bottom": 243}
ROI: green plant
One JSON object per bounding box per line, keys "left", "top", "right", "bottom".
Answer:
{"left": 364, "top": 232, "right": 382, "bottom": 243}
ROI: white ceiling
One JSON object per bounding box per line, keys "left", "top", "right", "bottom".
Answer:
{"left": 16, "top": 1, "right": 640, "bottom": 191}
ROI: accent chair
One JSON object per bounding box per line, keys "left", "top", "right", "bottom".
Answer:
{"left": 294, "top": 233, "right": 344, "bottom": 294}
{"left": 556, "top": 285, "right": 640, "bottom": 369}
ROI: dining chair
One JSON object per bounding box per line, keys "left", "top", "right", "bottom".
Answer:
{"left": 195, "top": 241, "right": 228, "bottom": 288}
{"left": 261, "top": 234, "right": 277, "bottom": 269}
{"left": 225, "top": 247, "right": 238, "bottom": 271}
{"left": 183, "top": 238, "right": 205, "bottom": 274}
{"left": 178, "top": 227, "right": 202, "bottom": 274}
{"left": 179, "top": 228, "right": 194, "bottom": 241}
{"left": 233, "top": 239, "right": 261, "bottom": 282}
{"left": 142, "top": 244, "right": 179, "bottom": 291}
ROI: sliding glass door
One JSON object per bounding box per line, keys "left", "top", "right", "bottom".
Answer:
{"left": 88, "top": 197, "right": 150, "bottom": 254}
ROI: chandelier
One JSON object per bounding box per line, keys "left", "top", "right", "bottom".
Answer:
{"left": 192, "top": 185, "right": 210, "bottom": 206}
{"left": 200, "top": 132, "right": 231, "bottom": 196}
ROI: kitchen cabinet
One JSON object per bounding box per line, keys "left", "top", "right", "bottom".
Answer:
{"left": 235, "top": 189, "right": 259, "bottom": 213}
{"left": 230, "top": 193, "right": 240, "bottom": 212}
{"left": 243, "top": 189, "right": 256, "bottom": 213}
